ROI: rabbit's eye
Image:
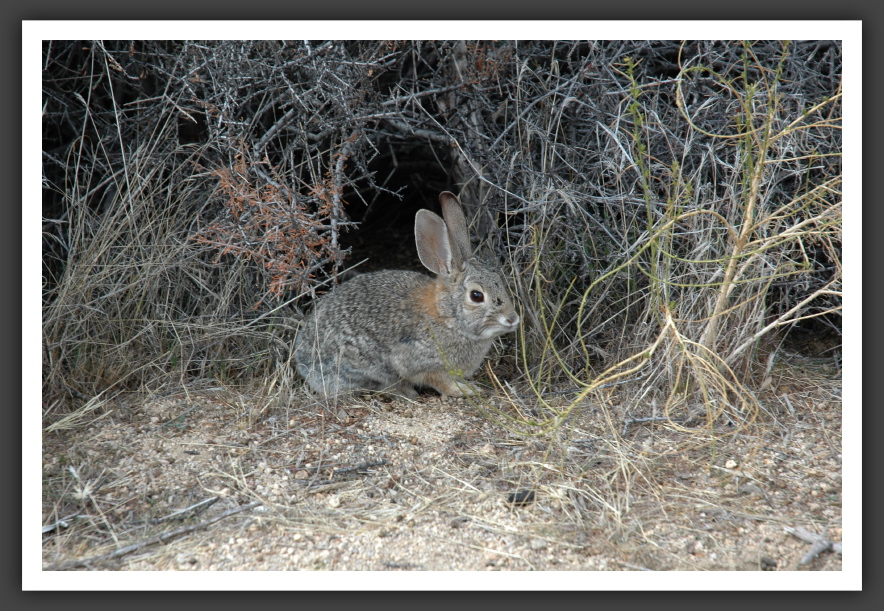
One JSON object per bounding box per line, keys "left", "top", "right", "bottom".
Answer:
{"left": 470, "top": 290, "right": 485, "bottom": 303}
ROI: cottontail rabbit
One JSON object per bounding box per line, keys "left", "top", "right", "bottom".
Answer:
{"left": 294, "top": 191, "right": 520, "bottom": 398}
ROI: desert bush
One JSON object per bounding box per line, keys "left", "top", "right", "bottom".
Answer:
{"left": 42, "top": 40, "right": 841, "bottom": 428}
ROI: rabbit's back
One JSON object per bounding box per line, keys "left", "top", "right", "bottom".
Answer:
{"left": 300, "top": 269, "right": 431, "bottom": 344}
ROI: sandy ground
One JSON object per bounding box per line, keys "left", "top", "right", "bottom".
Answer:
{"left": 41, "top": 354, "right": 843, "bottom": 577}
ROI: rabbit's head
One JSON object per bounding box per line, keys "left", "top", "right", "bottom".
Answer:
{"left": 414, "top": 192, "right": 520, "bottom": 341}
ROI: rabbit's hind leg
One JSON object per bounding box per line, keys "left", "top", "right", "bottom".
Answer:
{"left": 378, "top": 380, "right": 419, "bottom": 400}
{"left": 297, "top": 358, "right": 373, "bottom": 397}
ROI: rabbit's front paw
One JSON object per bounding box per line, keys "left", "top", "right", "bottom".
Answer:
{"left": 452, "top": 380, "right": 483, "bottom": 397}
{"left": 415, "top": 371, "right": 482, "bottom": 397}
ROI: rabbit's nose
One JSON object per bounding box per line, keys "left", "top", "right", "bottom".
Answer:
{"left": 506, "top": 313, "right": 520, "bottom": 326}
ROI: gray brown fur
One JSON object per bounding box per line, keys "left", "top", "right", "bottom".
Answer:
{"left": 293, "top": 191, "right": 520, "bottom": 398}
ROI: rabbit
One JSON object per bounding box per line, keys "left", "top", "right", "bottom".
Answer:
{"left": 293, "top": 191, "right": 520, "bottom": 399}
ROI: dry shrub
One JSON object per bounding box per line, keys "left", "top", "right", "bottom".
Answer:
{"left": 191, "top": 151, "right": 344, "bottom": 307}
{"left": 43, "top": 40, "right": 841, "bottom": 435}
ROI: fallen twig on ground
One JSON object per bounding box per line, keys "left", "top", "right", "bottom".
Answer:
{"left": 44, "top": 501, "right": 262, "bottom": 571}
{"left": 785, "top": 525, "right": 842, "bottom": 565}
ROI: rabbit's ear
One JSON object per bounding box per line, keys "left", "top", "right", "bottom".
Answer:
{"left": 439, "top": 192, "right": 472, "bottom": 264}
{"left": 415, "top": 209, "right": 455, "bottom": 277}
